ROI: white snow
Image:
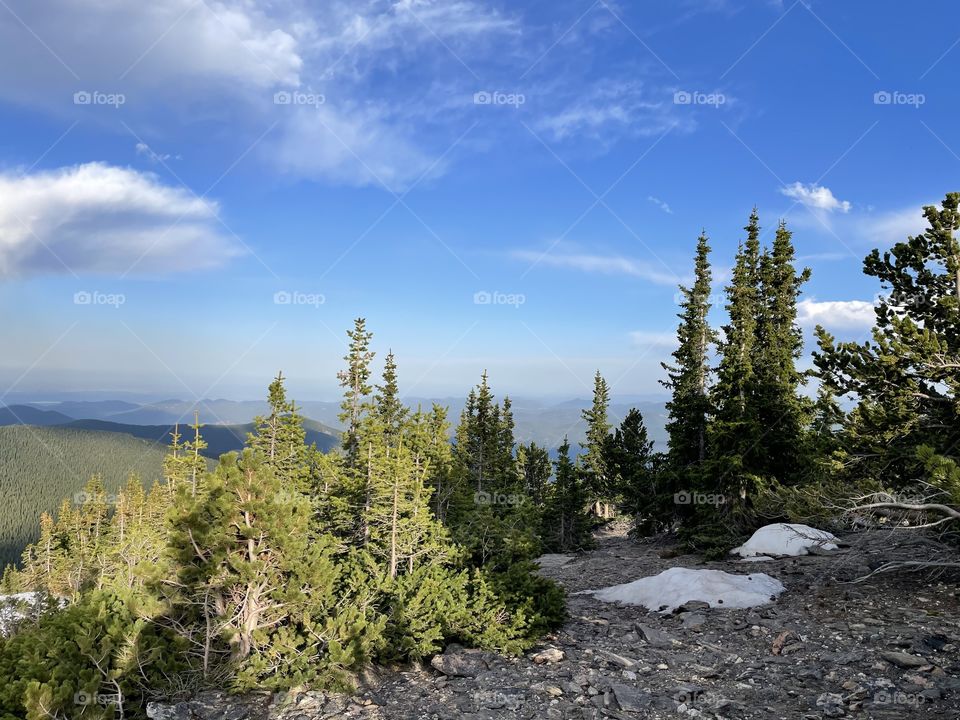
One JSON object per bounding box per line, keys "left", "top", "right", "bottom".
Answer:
{"left": 585, "top": 567, "right": 786, "bottom": 613}
{"left": 731, "top": 523, "right": 839, "bottom": 559}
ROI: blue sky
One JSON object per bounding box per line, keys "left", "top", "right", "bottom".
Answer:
{"left": 0, "top": 0, "right": 957, "bottom": 402}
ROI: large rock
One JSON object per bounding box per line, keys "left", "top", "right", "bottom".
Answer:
{"left": 611, "top": 683, "right": 652, "bottom": 713}
{"left": 430, "top": 645, "right": 490, "bottom": 677}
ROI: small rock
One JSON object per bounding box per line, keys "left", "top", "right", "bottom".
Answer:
{"left": 430, "top": 647, "right": 490, "bottom": 677}
{"left": 532, "top": 647, "right": 566, "bottom": 664}
{"left": 680, "top": 612, "right": 707, "bottom": 630}
{"left": 816, "top": 692, "right": 846, "bottom": 717}
{"left": 635, "top": 623, "right": 677, "bottom": 648}
{"left": 598, "top": 650, "right": 636, "bottom": 668}
{"left": 880, "top": 651, "right": 927, "bottom": 669}
{"left": 611, "top": 683, "right": 652, "bottom": 713}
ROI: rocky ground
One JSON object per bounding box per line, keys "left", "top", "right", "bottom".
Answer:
{"left": 149, "top": 524, "right": 960, "bottom": 720}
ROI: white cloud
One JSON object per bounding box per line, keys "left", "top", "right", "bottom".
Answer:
{"left": 780, "top": 182, "right": 851, "bottom": 213}
{"left": 647, "top": 195, "right": 673, "bottom": 214}
{"left": 0, "top": 0, "right": 302, "bottom": 106}
{"left": 0, "top": 163, "right": 239, "bottom": 277}
{"left": 797, "top": 298, "right": 875, "bottom": 330}
{"left": 512, "top": 249, "right": 683, "bottom": 286}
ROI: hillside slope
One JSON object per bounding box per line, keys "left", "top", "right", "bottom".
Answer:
{"left": 0, "top": 426, "right": 171, "bottom": 567}
{"left": 63, "top": 419, "right": 340, "bottom": 458}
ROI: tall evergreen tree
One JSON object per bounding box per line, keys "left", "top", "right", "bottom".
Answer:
{"left": 709, "top": 210, "right": 764, "bottom": 499}
{"left": 248, "top": 372, "right": 309, "bottom": 491}
{"left": 338, "top": 318, "right": 376, "bottom": 465}
{"left": 516, "top": 442, "right": 551, "bottom": 507}
{"left": 753, "top": 221, "right": 812, "bottom": 483}
{"left": 607, "top": 408, "right": 655, "bottom": 515}
{"left": 374, "top": 351, "right": 407, "bottom": 443}
{"left": 662, "top": 232, "right": 717, "bottom": 472}
{"left": 580, "top": 370, "right": 612, "bottom": 515}
{"left": 541, "top": 439, "right": 591, "bottom": 552}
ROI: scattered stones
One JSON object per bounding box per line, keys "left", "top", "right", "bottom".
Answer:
{"left": 144, "top": 528, "right": 960, "bottom": 720}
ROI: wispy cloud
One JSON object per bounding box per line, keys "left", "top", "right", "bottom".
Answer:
{"left": 135, "top": 142, "right": 179, "bottom": 164}
{"left": 535, "top": 79, "right": 692, "bottom": 144}
{"left": 512, "top": 248, "right": 683, "bottom": 286}
{"left": 647, "top": 195, "right": 673, "bottom": 214}
{"left": 0, "top": 163, "right": 239, "bottom": 277}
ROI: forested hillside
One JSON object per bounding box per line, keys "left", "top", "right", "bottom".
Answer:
{"left": 63, "top": 418, "right": 340, "bottom": 458}
{"left": 0, "top": 426, "right": 172, "bottom": 565}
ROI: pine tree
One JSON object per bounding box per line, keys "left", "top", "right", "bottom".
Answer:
{"left": 248, "top": 372, "right": 309, "bottom": 490}
{"left": 607, "top": 408, "right": 655, "bottom": 515}
{"left": 455, "top": 372, "right": 503, "bottom": 494}
{"left": 183, "top": 411, "right": 209, "bottom": 496}
{"left": 753, "top": 221, "right": 812, "bottom": 483}
{"left": 580, "top": 370, "right": 612, "bottom": 516}
{"left": 709, "top": 210, "right": 764, "bottom": 499}
{"left": 662, "top": 231, "right": 717, "bottom": 472}
{"left": 338, "top": 318, "right": 376, "bottom": 465}
{"left": 541, "top": 439, "right": 591, "bottom": 552}
{"left": 815, "top": 192, "right": 960, "bottom": 486}
{"left": 374, "top": 350, "right": 408, "bottom": 443}
{"left": 516, "top": 442, "right": 551, "bottom": 507}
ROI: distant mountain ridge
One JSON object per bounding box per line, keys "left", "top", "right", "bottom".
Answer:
{"left": 7, "top": 396, "right": 669, "bottom": 451}
{"left": 0, "top": 404, "right": 341, "bottom": 458}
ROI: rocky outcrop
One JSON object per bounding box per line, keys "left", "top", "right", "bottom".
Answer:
{"left": 145, "top": 529, "right": 960, "bottom": 719}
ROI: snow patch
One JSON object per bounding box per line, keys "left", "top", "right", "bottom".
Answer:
{"left": 585, "top": 567, "right": 786, "bottom": 613}
{"left": 731, "top": 523, "right": 839, "bottom": 559}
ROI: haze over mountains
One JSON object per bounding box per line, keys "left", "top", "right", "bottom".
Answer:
{"left": 0, "top": 395, "right": 669, "bottom": 453}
